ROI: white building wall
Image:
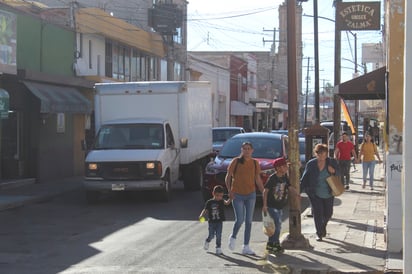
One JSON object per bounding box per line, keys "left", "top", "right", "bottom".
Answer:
{"left": 188, "top": 56, "right": 230, "bottom": 127}
{"left": 74, "top": 33, "right": 105, "bottom": 77}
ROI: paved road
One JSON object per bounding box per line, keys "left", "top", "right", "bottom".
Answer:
{"left": 0, "top": 181, "right": 310, "bottom": 274}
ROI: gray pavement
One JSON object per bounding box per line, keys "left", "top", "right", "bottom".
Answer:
{"left": 0, "top": 157, "right": 404, "bottom": 273}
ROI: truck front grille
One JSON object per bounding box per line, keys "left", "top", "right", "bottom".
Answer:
{"left": 98, "top": 162, "right": 160, "bottom": 180}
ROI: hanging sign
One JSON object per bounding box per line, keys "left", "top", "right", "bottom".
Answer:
{"left": 336, "top": 2, "right": 381, "bottom": 31}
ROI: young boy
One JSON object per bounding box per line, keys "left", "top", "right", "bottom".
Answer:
{"left": 199, "top": 185, "right": 231, "bottom": 255}
{"left": 262, "top": 157, "right": 298, "bottom": 254}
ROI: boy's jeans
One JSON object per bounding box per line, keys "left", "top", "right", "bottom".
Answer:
{"left": 267, "top": 207, "right": 283, "bottom": 244}
{"left": 231, "top": 192, "right": 256, "bottom": 245}
{"left": 207, "top": 222, "right": 223, "bottom": 248}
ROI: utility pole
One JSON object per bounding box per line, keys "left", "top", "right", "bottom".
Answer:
{"left": 313, "top": 0, "right": 320, "bottom": 123}
{"left": 263, "top": 28, "right": 278, "bottom": 131}
{"left": 333, "top": 0, "right": 342, "bottom": 148}
{"left": 282, "top": 0, "right": 309, "bottom": 249}
{"left": 304, "top": 57, "right": 311, "bottom": 127}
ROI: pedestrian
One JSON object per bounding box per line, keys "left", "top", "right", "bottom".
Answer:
{"left": 199, "top": 185, "right": 231, "bottom": 255}
{"left": 371, "top": 124, "right": 380, "bottom": 146}
{"left": 300, "top": 144, "right": 339, "bottom": 241}
{"left": 334, "top": 132, "right": 358, "bottom": 190}
{"left": 225, "top": 141, "right": 265, "bottom": 255}
{"left": 358, "top": 134, "right": 382, "bottom": 191}
{"left": 262, "top": 157, "right": 299, "bottom": 254}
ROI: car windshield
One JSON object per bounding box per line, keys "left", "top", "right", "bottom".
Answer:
{"left": 213, "top": 129, "right": 242, "bottom": 142}
{"left": 93, "top": 123, "right": 164, "bottom": 149}
{"left": 219, "top": 137, "right": 283, "bottom": 159}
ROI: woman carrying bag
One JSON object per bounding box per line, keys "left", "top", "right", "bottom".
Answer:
{"left": 300, "top": 144, "right": 340, "bottom": 241}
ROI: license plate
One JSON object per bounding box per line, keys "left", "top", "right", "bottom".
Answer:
{"left": 111, "top": 184, "right": 125, "bottom": 191}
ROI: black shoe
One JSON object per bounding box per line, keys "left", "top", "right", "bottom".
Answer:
{"left": 322, "top": 228, "right": 327, "bottom": 237}
{"left": 344, "top": 184, "right": 349, "bottom": 190}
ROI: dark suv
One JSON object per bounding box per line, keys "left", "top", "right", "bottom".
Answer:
{"left": 203, "top": 132, "right": 288, "bottom": 201}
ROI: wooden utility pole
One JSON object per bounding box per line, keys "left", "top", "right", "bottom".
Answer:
{"left": 282, "top": 0, "right": 309, "bottom": 249}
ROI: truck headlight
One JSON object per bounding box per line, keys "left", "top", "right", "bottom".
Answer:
{"left": 146, "top": 162, "right": 155, "bottom": 169}
{"left": 88, "top": 163, "right": 98, "bottom": 170}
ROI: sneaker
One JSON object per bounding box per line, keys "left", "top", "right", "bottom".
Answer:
{"left": 271, "top": 243, "right": 284, "bottom": 254}
{"left": 362, "top": 182, "right": 366, "bottom": 189}
{"left": 216, "top": 247, "right": 223, "bottom": 255}
{"left": 242, "top": 245, "right": 256, "bottom": 255}
{"left": 266, "top": 242, "right": 274, "bottom": 252}
{"left": 228, "top": 235, "right": 236, "bottom": 251}
{"left": 203, "top": 240, "right": 209, "bottom": 251}
{"left": 344, "top": 184, "right": 350, "bottom": 190}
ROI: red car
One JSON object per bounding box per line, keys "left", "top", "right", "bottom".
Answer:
{"left": 203, "top": 132, "right": 288, "bottom": 201}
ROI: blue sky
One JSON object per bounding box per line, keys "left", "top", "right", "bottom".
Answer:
{"left": 187, "top": 0, "right": 383, "bottom": 87}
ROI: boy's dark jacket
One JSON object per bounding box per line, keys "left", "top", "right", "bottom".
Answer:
{"left": 300, "top": 157, "right": 340, "bottom": 196}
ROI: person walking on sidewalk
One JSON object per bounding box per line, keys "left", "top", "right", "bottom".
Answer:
{"left": 358, "top": 134, "right": 382, "bottom": 191}
{"left": 199, "top": 185, "right": 231, "bottom": 255}
{"left": 263, "top": 157, "right": 298, "bottom": 254}
{"left": 301, "top": 144, "right": 339, "bottom": 241}
{"left": 334, "top": 132, "right": 358, "bottom": 190}
{"left": 225, "top": 141, "right": 265, "bottom": 255}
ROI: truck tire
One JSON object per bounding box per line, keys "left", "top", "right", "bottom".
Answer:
{"left": 86, "top": 191, "right": 100, "bottom": 204}
{"left": 160, "top": 172, "right": 171, "bottom": 202}
{"left": 183, "top": 163, "right": 203, "bottom": 191}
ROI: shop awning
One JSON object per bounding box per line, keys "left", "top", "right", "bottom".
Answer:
{"left": 230, "top": 101, "right": 255, "bottom": 116}
{"left": 334, "top": 66, "right": 386, "bottom": 100}
{"left": 23, "top": 81, "right": 92, "bottom": 114}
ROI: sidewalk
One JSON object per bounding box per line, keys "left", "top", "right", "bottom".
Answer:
{"left": 267, "top": 159, "right": 403, "bottom": 273}
{"left": 0, "top": 176, "right": 83, "bottom": 211}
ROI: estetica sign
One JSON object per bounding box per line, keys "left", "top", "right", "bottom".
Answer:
{"left": 336, "top": 2, "right": 381, "bottom": 31}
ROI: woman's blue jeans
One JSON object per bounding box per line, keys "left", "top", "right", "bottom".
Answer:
{"left": 231, "top": 192, "right": 256, "bottom": 245}
{"left": 267, "top": 207, "right": 283, "bottom": 244}
{"left": 362, "top": 160, "right": 376, "bottom": 187}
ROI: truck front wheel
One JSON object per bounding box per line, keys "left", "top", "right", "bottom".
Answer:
{"left": 160, "top": 172, "right": 172, "bottom": 202}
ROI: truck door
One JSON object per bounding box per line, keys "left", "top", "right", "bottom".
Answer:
{"left": 165, "top": 124, "right": 179, "bottom": 182}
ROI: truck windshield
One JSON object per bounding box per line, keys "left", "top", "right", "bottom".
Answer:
{"left": 93, "top": 124, "right": 164, "bottom": 150}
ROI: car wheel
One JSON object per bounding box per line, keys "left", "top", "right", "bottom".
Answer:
{"left": 201, "top": 187, "right": 212, "bottom": 203}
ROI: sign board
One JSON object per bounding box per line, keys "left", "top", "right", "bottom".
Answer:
{"left": 362, "top": 43, "right": 384, "bottom": 63}
{"left": 336, "top": 2, "right": 381, "bottom": 31}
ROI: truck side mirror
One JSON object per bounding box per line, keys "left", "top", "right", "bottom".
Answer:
{"left": 180, "top": 138, "right": 188, "bottom": 148}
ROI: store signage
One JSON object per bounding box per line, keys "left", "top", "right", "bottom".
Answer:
{"left": 336, "top": 2, "right": 381, "bottom": 31}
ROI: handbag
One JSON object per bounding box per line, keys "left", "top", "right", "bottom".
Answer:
{"left": 262, "top": 211, "right": 275, "bottom": 236}
{"left": 326, "top": 175, "right": 345, "bottom": 196}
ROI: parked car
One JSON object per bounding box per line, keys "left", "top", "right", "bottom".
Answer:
{"left": 212, "top": 127, "right": 245, "bottom": 155}
{"left": 203, "top": 132, "right": 288, "bottom": 201}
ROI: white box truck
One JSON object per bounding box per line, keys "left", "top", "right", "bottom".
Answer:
{"left": 84, "top": 81, "right": 213, "bottom": 202}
